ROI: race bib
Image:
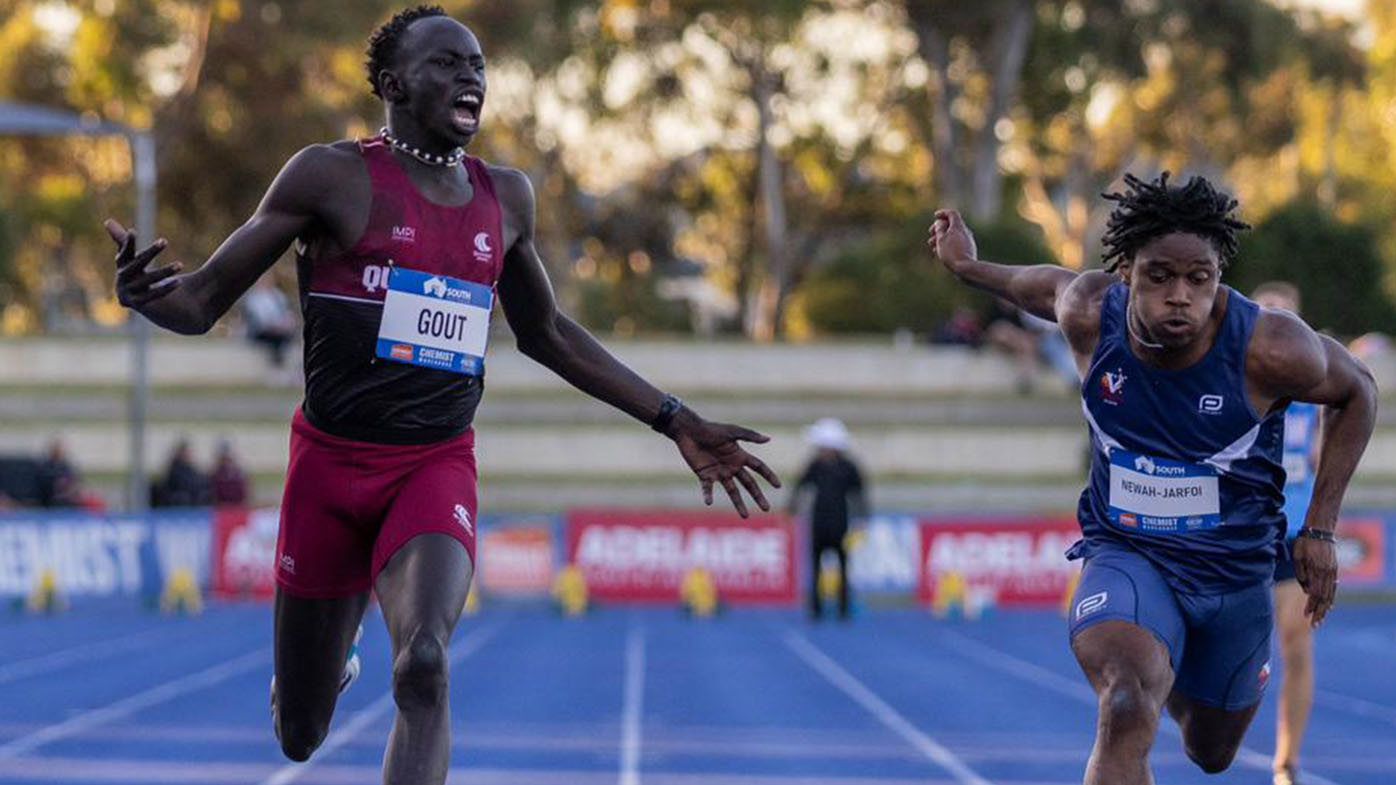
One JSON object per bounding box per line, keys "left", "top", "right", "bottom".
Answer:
{"left": 1107, "top": 450, "right": 1221, "bottom": 534}
{"left": 374, "top": 267, "right": 492, "bottom": 375}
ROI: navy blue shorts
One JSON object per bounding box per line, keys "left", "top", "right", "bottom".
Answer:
{"left": 1273, "top": 537, "right": 1298, "bottom": 582}
{"left": 1068, "top": 542, "right": 1273, "bottom": 710}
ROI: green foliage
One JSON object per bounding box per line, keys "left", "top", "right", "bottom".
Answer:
{"left": 0, "top": 0, "right": 1394, "bottom": 340}
{"left": 799, "top": 217, "right": 1056, "bottom": 335}
{"left": 576, "top": 275, "right": 691, "bottom": 335}
{"left": 1232, "top": 200, "right": 1396, "bottom": 336}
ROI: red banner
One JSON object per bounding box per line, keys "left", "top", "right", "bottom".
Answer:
{"left": 479, "top": 525, "right": 556, "bottom": 596}
{"left": 566, "top": 510, "right": 797, "bottom": 605}
{"left": 211, "top": 507, "right": 280, "bottom": 600}
{"left": 919, "top": 518, "right": 1081, "bottom": 607}
{"left": 1337, "top": 518, "right": 1386, "bottom": 584}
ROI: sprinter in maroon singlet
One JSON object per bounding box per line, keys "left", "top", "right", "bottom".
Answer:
{"left": 105, "top": 7, "right": 780, "bottom": 783}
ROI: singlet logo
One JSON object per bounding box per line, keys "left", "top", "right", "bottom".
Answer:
{"left": 1100, "top": 369, "right": 1127, "bottom": 405}
{"left": 1198, "top": 394, "right": 1224, "bottom": 414}
{"left": 362, "top": 265, "right": 391, "bottom": 293}
{"left": 453, "top": 504, "right": 474, "bottom": 536}
{"left": 392, "top": 225, "right": 417, "bottom": 243}
{"left": 1075, "top": 591, "right": 1108, "bottom": 620}
{"left": 279, "top": 554, "right": 296, "bottom": 575}
{"left": 473, "top": 232, "right": 494, "bottom": 262}
{"left": 1258, "top": 660, "right": 1272, "bottom": 689}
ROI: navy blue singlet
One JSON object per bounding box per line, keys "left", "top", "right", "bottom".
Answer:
{"left": 1074, "top": 283, "right": 1287, "bottom": 593}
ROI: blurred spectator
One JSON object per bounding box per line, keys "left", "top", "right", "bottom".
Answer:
{"left": 0, "top": 456, "right": 44, "bottom": 506}
{"left": 787, "top": 418, "right": 868, "bottom": 621}
{"left": 242, "top": 276, "right": 297, "bottom": 370}
{"left": 1349, "top": 332, "right": 1391, "bottom": 366}
{"left": 36, "top": 438, "right": 81, "bottom": 508}
{"left": 933, "top": 306, "right": 984, "bottom": 347}
{"left": 984, "top": 300, "right": 1078, "bottom": 394}
{"left": 151, "top": 439, "right": 211, "bottom": 508}
{"left": 210, "top": 440, "right": 250, "bottom": 507}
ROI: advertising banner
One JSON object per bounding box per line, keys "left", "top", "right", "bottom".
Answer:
{"left": 847, "top": 515, "right": 922, "bottom": 596}
{"left": 1335, "top": 518, "right": 1386, "bottom": 584}
{"left": 566, "top": 509, "right": 797, "bottom": 604}
{"left": 210, "top": 507, "right": 280, "bottom": 600}
{"left": 477, "top": 514, "right": 559, "bottom": 597}
{"left": 0, "top": 510, "right": 210, "bottom": 599}
{"left": 919, "top": 518, "right": 1082, "bottom": 607}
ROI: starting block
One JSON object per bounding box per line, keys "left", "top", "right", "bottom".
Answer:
{"left": 931, "top": 572, "right": 996, "bottom": 620}
{"left": 552, "top": 565, "right": 589, "bottom": 617}
{"left": 681, "top": 567, "right": 719, "bottom": 618}
{"left": 160, "top": 567, "right": 203, "bottom": 615}
{"left": 818, "top": 563, "right": 842, "bottom": 604}
{"left": 23, "top": 568, "right": 67, "bottom": 615}
{"left": 1061, "top": 568, "right": 1082, "bottom": 618}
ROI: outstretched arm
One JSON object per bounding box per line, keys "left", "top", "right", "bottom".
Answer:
{"left": 928, "top": 209, "right": 1079, "bottom": 322}
{"left": 105, "top": 144, "right": 353, "bottom": 334}
{"left": 1253, "top": 312, "right": 1379, "bottom": 626}
{"left": 493, "top": 168, "right": 780, "bottom": 516}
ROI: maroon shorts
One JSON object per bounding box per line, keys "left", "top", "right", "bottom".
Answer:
{"left": 275, "top": 409, "right": 479, "bottom": 598}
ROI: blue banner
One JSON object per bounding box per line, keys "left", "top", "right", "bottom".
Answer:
{"left": 0, "top": 510, "right": 211, "bottom": 599}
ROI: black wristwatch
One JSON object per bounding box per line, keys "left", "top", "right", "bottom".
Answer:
{"left": 1296, "top": 526, "right": 1336, "bottom": 543}
{"left": 650, "top": 393, "right": 684, "bottom": 433}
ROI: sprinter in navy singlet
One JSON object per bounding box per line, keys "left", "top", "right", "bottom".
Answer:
{"left": 930, "top": 172, "right": 1376, "bottom": 785}
{"left": 104, "top": 8, "right": 779, "bottom": 784}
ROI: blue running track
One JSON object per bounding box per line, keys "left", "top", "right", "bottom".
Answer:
{"left": 0, "top": 601, "right": 1393, "bottom": 784}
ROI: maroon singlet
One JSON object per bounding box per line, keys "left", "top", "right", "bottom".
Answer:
{"left": 295, "top": 137, "right": 505, "bottom": 444}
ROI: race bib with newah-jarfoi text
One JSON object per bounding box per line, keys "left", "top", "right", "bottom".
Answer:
{"left": 1107, "top": 450, "right": 1222, "bottom": 534}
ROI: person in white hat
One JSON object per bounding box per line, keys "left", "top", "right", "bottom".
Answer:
{"left": 787, "top": 418, "right": 868, "bottom": 620}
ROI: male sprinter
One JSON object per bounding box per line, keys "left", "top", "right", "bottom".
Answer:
{"left": 105, "top": 7, "right": 779, "bottom": 784}
{"left": 1252, "top": 281, "right": 1322, "bottom": 785}
{"left": 929, "top": 172, "right": 1376, "bottom": 784}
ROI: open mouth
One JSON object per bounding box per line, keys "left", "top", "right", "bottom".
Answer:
{"left": 450, "top": 91, "right": 482, "bottom": 134}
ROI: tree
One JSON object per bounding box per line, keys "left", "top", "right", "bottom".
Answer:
{"left": 900, "top": 0, "right": 1034, "bottom": 222}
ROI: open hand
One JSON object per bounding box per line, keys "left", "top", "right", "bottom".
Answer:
{"left": 105, "top": 219, "right": 182, "bottom": 309}
{"left": 1292, "top": 534, "right": 1339, "bottom": 627}
{"left": 928, "top": 209, "right": 978, "bottom": 272}
{"left": 670, "top": 418, "right": 781, "bottom": 518}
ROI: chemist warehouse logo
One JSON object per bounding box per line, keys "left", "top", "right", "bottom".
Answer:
{"left": 421, "top": 276, "right": 476, "bottom": 305}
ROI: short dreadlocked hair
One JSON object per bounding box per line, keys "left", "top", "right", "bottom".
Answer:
{"left": 365, "top": 5, "right": 448, "bottom": 99}
{"left": 1099, "top": 172, "right": 1250, "bottom": 272}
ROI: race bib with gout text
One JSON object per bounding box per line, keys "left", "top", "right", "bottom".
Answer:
{"left": 1107, "top": 450, "right": 1222, "bottom": 534}
{"left": 374, "top": 267, "right": 492, "bottom": 375}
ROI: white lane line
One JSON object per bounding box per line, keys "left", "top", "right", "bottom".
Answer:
{"left": 0, "top": 757, "right": 1085, "bottom": 785}
{"left": 0, "top": 647, "right": 270, "bottom": 759}
{"left": 0, "top": 625, "right": 175, "bottom": 686}
{"left": 1316, "top": 688, "right": 1396, "bottom": 726}
{"left": 619, "top": 624, "right": 646, "bottom": 785}
{"left": 934, "top": 629, "right": 1344, "bottom": 785}
{"left": 781, "top": 630, "right": 994, "bottom": 785}
{"left": 258, "top": 622, "right": 501, "bottom": 785}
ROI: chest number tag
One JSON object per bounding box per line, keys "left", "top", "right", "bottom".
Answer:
{"left": 1107, "top": 450, "right": 1222, "bottom": 534}
{"left": 375, "top": 267, "right": 492, "bottom": 376}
